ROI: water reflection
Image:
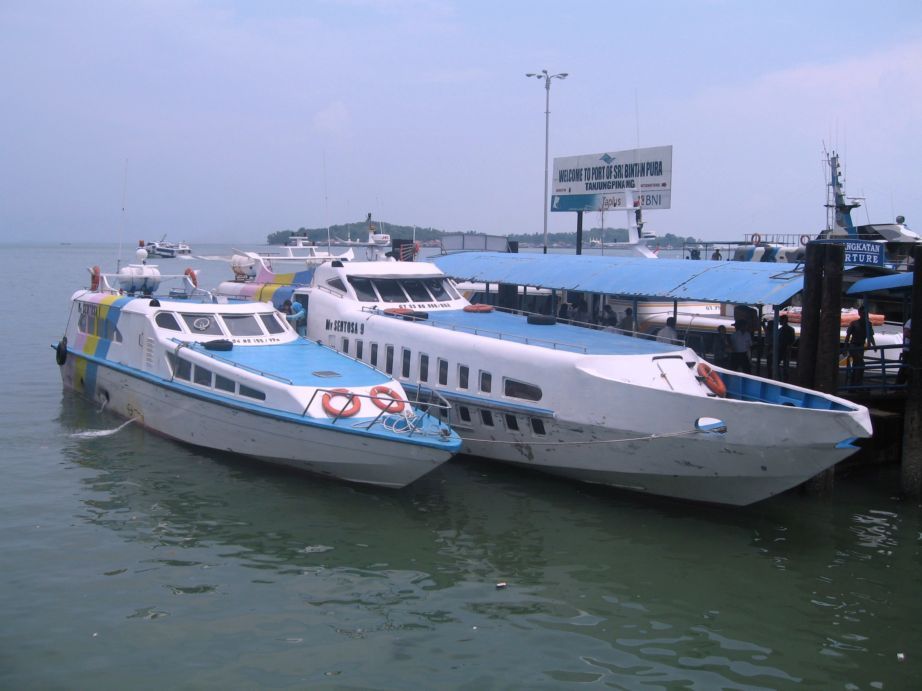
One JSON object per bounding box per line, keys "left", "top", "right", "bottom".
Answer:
{"left": 52, "top": 391, "right": 922, "bottom": 689}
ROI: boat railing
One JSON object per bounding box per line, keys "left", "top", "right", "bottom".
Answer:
{"left": 367, "top": 306, "right": 593, "bottom": 353}
{"left": 302, "top": 387, "right": 453, "bottom": 436}
{"left": 171, "top": 339, "right": 294, "bottom": 385}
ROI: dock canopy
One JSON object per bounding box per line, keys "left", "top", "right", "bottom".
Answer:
{"left": 847, "top": 272, "right": 913, "bottom": 295}
{"left": 434, "top": 252, "right": 805, "bottom": 306}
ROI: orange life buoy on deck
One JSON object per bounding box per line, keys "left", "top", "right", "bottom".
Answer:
{"left": 751, "top": 233, "right": 762, "bottom": 245}
{"left": 369, "top": 385, "right": 406, "bottom": 414}
{"left": 697, "top": 362, "right": 727, "bottom": 398}
{"left": 321, "top": 388, "right": 361, "bottom": 417}
{"left": 384, "top": 307, "right": 413, "bottom": 316}
{"left": 184, "top": 267, "right": 198, "bottom": 288}
{"left": 463, "top": 304, "right": 494, "bottom": 313}
{"left": 800, "top": 234, "right": 810, "bottom": 246}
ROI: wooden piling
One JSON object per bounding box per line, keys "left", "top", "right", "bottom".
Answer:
{"left": 901, "top": 246, "right": 922, "bottom": 496}
{"left": 815, "top": 243, "right": 844, "bottom": 394}
{"left": 798, "top": 242, "right": 823, "bottom": 389}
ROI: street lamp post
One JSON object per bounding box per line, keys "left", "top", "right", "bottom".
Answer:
{"left": 526, "top": 69, "right": 568, "bottom": 254}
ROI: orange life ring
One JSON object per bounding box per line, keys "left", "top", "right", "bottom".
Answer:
{"left": 90, "top": 265, "right": 101, "bottom": 291}
{"left": 384, "top": 307, "right": 413, "bottom": 316}
{"left": 751, "top": 233, "right": 762, "bottom": 245}
{"left": 800, "top": 234, "right": 810, "bottom": 246}
{"left": 463, "top": 304, "right": 494, "bottom": 313}
{"left": 369, "top": 385, "right": 405, "bottom": 413}
{"left": 697, "top": 363, "right": 727, "bottom": 397}
{"left": 321, "top": 388, "right": 361, "bottom": 417}
{"left": 184, "top": 267, "right": 198, "bottom": 288}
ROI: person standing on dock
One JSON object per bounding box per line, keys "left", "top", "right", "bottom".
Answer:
{"left": 620, "top": 307, "right": 635, "bottom": 334}
{"left": 845, "top": 306, "right": 875, "bottom": 386}
{"left": 729, "top": 321, "right": 752, "bottom": 373}
{"left": 776, "top": 315, "right": 796, "bottom": 380}
{"left": 711, "top": 248, "right": 722, "bottom": 260}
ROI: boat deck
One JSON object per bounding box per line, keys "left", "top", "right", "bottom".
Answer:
{"left": 188, "top": 340, "right": 391, "bottom": 388}
{"left": 388, "top": 309, "right": 685, "bottom": 355}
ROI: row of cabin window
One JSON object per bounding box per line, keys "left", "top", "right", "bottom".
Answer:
{"left": 455, "top": 405, "right": 547, "bottom": 436}
{"left": 77, "top": 313, "right": 123, "bottom": 342}
{"left": 155, "top": 311, "right": 286, "bottom": 337}
{"left": 342, "top": 276, "right": 460, "bottom": 304}
{"left": 167, "top": 353, "right": 266, "bottom": 401}
{"left": 340, "top": 337, "right": 542, "bottom": 401}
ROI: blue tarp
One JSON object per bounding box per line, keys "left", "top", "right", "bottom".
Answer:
{"left": 847, "top": 272, "right": 913, "bottom": 295}
{"left": 434, "top": 252, "right": 805, "bottom": 306}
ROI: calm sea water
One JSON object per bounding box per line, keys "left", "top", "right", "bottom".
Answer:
{"left": 2, "top": 243, "right": 920, "bottom": 689}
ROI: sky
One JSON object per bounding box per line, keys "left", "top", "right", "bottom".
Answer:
{"left": 2, "top": 0, "right": 921, "bottom": 244}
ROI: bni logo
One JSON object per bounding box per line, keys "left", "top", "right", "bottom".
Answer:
{"left": 599, "top": 153, "right": 616, "bottom": 164}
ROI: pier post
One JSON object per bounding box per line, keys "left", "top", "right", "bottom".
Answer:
{"left": 901, "top": 246, "right": 922, "bottom": 496}
{"left": 815, "top": 243, "right": 844, "bottom": 394}
{"left": 576, "top": 211, "right": 584, "bottom": 256}
{"left": 798, "top": 242, "right": 823, "bottom": 389}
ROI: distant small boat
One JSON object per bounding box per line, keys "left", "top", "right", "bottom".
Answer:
{"left": 53, "top": 246, "right": 460, "bottom": 488}
{"left": 145, "top": 236, "right": 192, "bottom": 258}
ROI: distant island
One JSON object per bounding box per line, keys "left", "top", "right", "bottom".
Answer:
{"left": 267, "top": 222, "right": 700, "bottom": 249}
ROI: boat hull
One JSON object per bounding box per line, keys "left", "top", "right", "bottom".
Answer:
{"left": 439, "top": 378, "right": 869, "bottom": 506}
{"left": 61, "top": 355, "right": 452, "bottom": 488}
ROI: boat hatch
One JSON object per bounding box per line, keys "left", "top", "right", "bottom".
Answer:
{"left": 313, "top": 371, "right": 342, "bottom": 378}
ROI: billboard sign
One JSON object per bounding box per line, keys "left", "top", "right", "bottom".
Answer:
{"left": 551, "top": 145, "right": 672, "bottom": 212}
{"left": 843, "top": 240, "right": 885, "bottom": 266}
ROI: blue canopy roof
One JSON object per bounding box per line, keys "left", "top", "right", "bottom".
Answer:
{"left": 847, "top": 272, "right": 913, "bottom": 295}
{"left": 434, "top": 252, "right": 805, "bottom": 306}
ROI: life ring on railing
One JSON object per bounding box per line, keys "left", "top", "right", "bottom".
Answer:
{"left": 800, "top": 234, "right": 811, "bottom": 246}
{"left": 184, "top": 267, "right": 198, "bottom": 288}
{"left": 321, "top": 388, "right": 361, "bottom": 417}
{"left": 751, "top": 233, "right": 762, "bottom": 245}
{"left": 90, "top": 265, "right": 101, "bottom": 291}
{"left": 697, "top": 363, "right": 727, "bottom": 398}
{"left": 463, "top": 304, "right": 494, "bottom": 313}
{"left": 369, "top": 385, "right": 406, "bottom": 414}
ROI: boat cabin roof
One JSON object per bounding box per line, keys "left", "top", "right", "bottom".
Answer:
{"left": 389, "top": 308, "right": 684, "bottom": 356}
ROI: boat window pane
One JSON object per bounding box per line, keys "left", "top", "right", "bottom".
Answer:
{"left": 438, "top": 358, "right": 448, "bottom": 385}
{"left": 181, "top": 314, "right": 223, "bottom": 335}
{"left": 531, "top": 418, "right": 546, "bottom": 435}
{"left": 505, "top": 414, "right": 519, "bottom": 431}
{"left": 155, "top": 312, "right": 182, "bottom": 331}
{"left": 327, "top": 278, "right": 347, "bottom": 293}
{"left": 356, "top": 340, "right": 364, "bottom": 360}
{"left": 78, "top": 310, "right": 89, "bottom": 334}
{"left": 222, "top": 314, "right": 263, "bottom": 336}
{"left": 459, "top": 365, "right": 469, "bottom": 389}
{"left": 480, "top": 371, "right": 492, "bottom": 393}
{"left": 342, "top": 338, "right": 349, "bottom": 354}
{"left": 504, "top": 378, "right": 542, "bottom": 401}
{"left": 215, "top": 374, "right": 235, "bottom": 393}
{"left": 113, "top": 328, "right": 123, "bottom": 343}
{"left": 347, "top": 277, "right": 379, "bottom": 302}
{"left": 400, "top": 279, "right": 432, "bottom": 302}
{"left": 423, "top": 278, "right": 452, "bottom": 301}
{"left": 240, "top": 384, "right": 266, "bottom": 401}
{"left": 401, "top": 348, "right": 411, "bottom": 378}
{"left": 419, "top": 353, "right": 429, "bottom": 382}
{"left": 175, "top": 357, "right": 192, "bottom": 381}
{"left": 458, "top": 406, "right": 471, "bottom": 423}
{"left": 260, "top": 313, "right": 285, "bottom": 334}
{"left": 385, "top": 345, "right": 394, "bottom": 374}
{"left": 194, "top": 365, "right": 212, "bottom": 387}
{"left": 480, "top": 409, "right": 494, "bottom": 426}
{"left": 371, "top": 343, "right": 379, "bottom": 367}
{"left": 372, "top": 279, "right": 409, "bottom": 303}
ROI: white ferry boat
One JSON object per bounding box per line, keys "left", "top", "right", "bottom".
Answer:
{"left": 54, "top": 248, "right": 460, "bottom": 488}
{"left": 216, "top": 254, "right": 873, "bottom": 506}
{"left": 146, "top": 237, "right": 192, "bottom": 258}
